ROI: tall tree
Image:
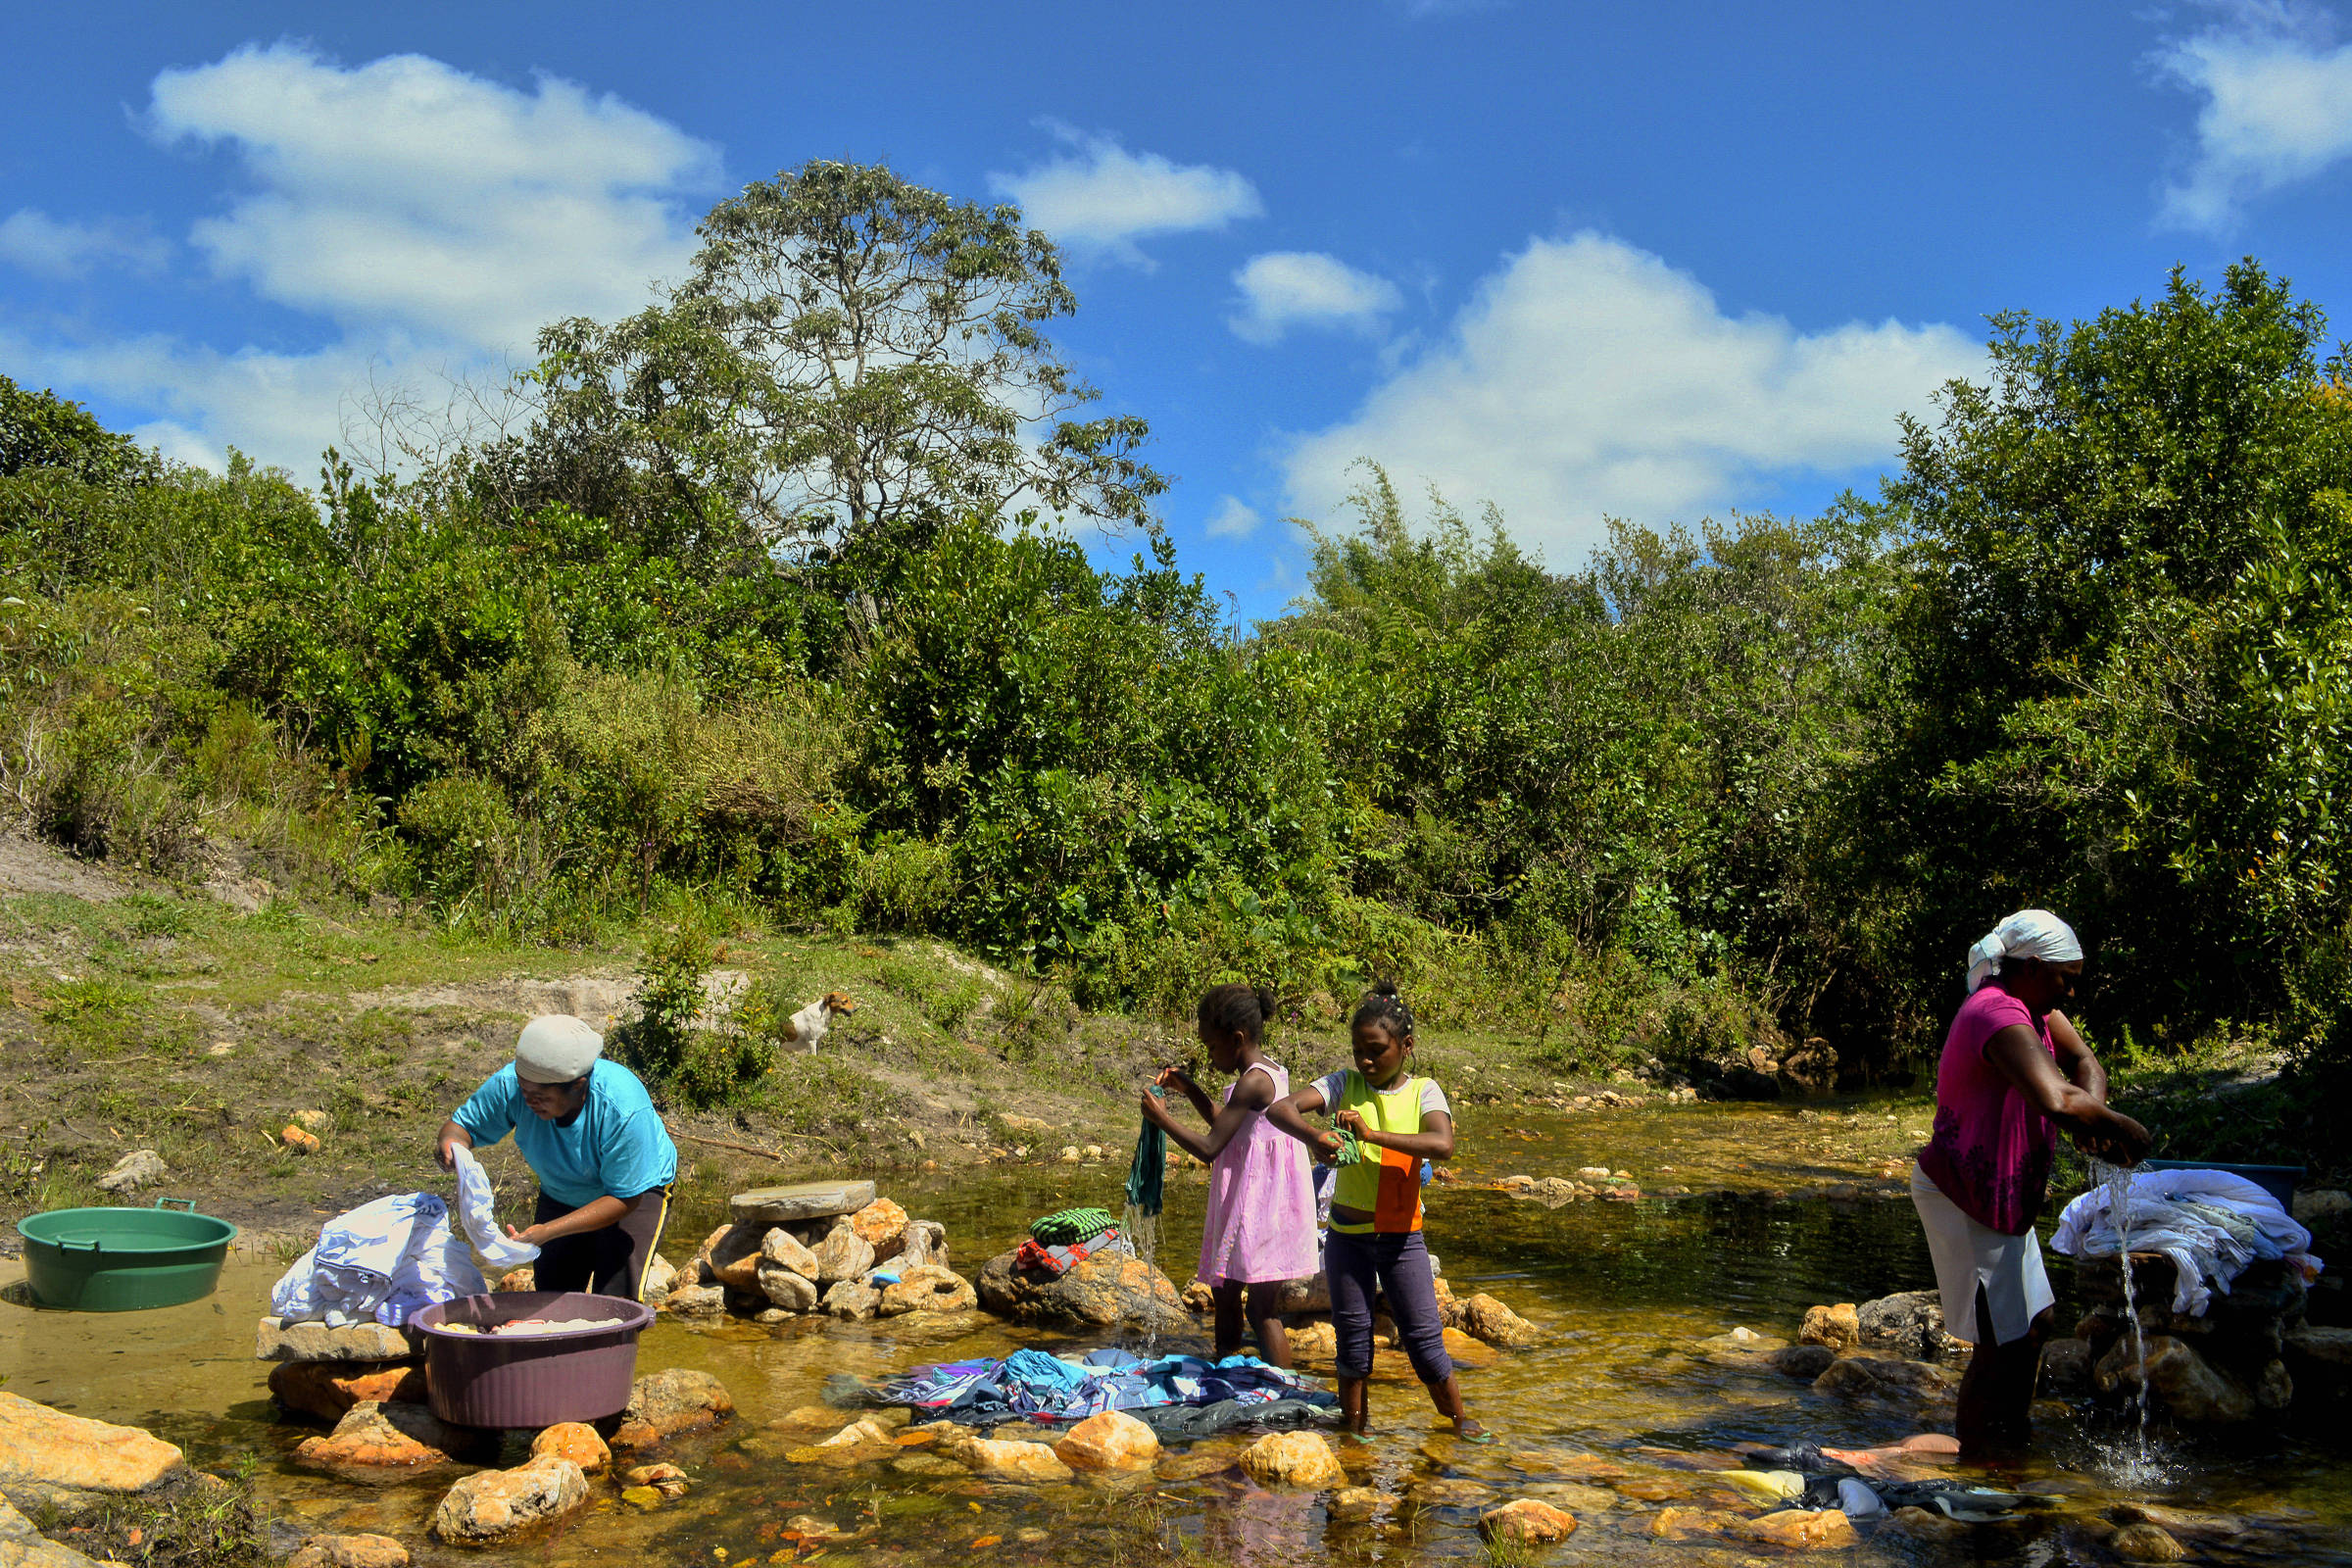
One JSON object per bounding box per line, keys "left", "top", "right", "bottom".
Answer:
{"left": 525, "top": 160, "right": 1166, "bottom": 561}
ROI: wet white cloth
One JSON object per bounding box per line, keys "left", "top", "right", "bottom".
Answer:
{"left": 451, "top": 1144, "right": 539, "bottom": 1268}
{"left": 1911, "top": 1163, "right": 2054, "bottom": 1345}
{"left": 270, "top": 1192, "right": 488, "bottom": 1328}
{"left": 1964, "top": 909, "right": 2082, "bottom": 994}
{"left": 2049, "top": 1167, "right": 2322, "bottom": 1315}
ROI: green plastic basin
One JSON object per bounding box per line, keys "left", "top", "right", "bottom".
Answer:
{"left": 16, "top": 1199, "right": 238, "bottom": 1311}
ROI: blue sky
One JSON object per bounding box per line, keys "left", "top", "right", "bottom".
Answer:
{"left": 7, "top": 2, "right": 2352, "bottom": 617}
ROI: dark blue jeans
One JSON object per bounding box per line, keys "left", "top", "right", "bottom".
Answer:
{"left": 1325, "top": 1228, "right": 1453, "bottom": 1385}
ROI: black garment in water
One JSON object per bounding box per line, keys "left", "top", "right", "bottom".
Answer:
{"left": 530, "top": 1184, "right": 671, "bottom": 1298}
{"left": 1133, "top": 1397, "right": 1338, "bottom": 1441}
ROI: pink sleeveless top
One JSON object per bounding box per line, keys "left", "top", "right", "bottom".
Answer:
{"left": 1198, "top": 1062, "right": 1319, "bottom": 1285}
{"left": 1916, "top": 984, "right": 2057, "bottom": 1235}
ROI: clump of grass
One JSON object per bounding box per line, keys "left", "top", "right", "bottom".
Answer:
{"left": 78, "top": 1464, "right": 273, "bottom": 1568}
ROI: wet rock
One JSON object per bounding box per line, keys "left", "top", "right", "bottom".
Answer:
{"left": 1857, "top": 1290, "right": 1959, "bottom": 1357}
{"left": 1054, "top": 1411, "right": 1159, "bottom": 1472}
{"left": 1885, "top": 1505, "right": 1971, "bottom": 1544}
{"left": 2284, "top": 1324, "right": 2352, "bottom": 1400}
{"left": 1153, "top": 1450, "right": 1239, "bottom": 1482}
{"left": 619, "top": 1486, "right": 663, "bottom": 1510}
{"left": 849, "top": 1199, "right": 909, "bottom": 1256}
{"left": 1328, "top": 1486, "right": 1383, "bottom": 1522}
{"left": 975, "top": 1250, "right": 1189, "bottom": 1333}
{"left": 2110, "top": 1522, "right": 2189, "bottom": 1562}
{"left": 760, "top": 1227, "right": 821, "bottom": 1279}
{"left": 954, "top": 1439, "right": 1073, "bottom": 1484}
{"left": 430, "top": 1456, "right": 588, "bottom": 1544}
{"left": 1740, "top": 1509, "right": 1859, "bottom": 1548}
{"left": 897, "top": 1219, "right": 948, "bottom": 1272}
{"left": 1649, "top": 1507, "right": 1736, "bottom": 1539}
{"left": 1442, "top": 1326, "right": 1498, "bottom": 1367}
{"left": 822, "top": 1280, "right": 881, "bottom": 1321}
{"left": 703, "top": 1224, "right": 768, "bottom": 1293}
{"left": 1799, "top": 1302, "right": 1860, "bottom": 1350}
{"left": 254, "top": 1318, "right": 416, "bottom": 1363}
{"left": 2094, "top": 1336, "right": 2254, "bottom": 1424}
{"left": 640, "top": 1253, "right": 677, "bottom": 1305}
{"left": 758, "top": 1259, "right": 818, "bottom": 1311}
{"left": 94, "top": 1150, "right": 167, "bottom": 1195}
{"left": 815, "top": 1419, "right": 896, "bottom": 1450}
{"left": 285, "top": 1534, "right": 409, "bottom": 1568}
{"left": 622, "top": 1462, "right": 689, "bottom": 1497}
{"left": 730, "top": 1180, "right": 876, "bottom": 1225}
{"left": 529, "top": 1423, "right": 609, "bottom": 1476}
{"left": 813, "top": 1227, "right": 877, "bottom": 1286}
{"left": 494, "top": 1268, "right": 534, "bottom": 1293}
{"left": 879, "top": 1265, "right": 976, "bottom": 1316}
{"left": 1768, "top": 1345, "right": 1838, "bottom": 1380}
{"left": 2040, "top": 1337, "right": 2093, "bottom": 1395}
{"left": 291, "top": 1401, "right": 466, "bottom": 1471}
{"left": 2256, "top": 1358, "right": 2293, "bottom": 1410}
{"left": 1458, "top": 1293, "right": 1541, "bottom": 1348}
{"left": 1405, "top": 1477, "right": 1494, "bottom": 1508}
{"left": 0, "top": 1393, "right": 184, "bottom": 1494}
{"left": 1478, "top": 1498, "right": 1577, "bottom": 1544}
{"left": 662, "top": 1283, "right": 725, "bottom": 1317}
{"left": 268, "top": 1361, "right": 427, "bottom": 1424}
{"left": 611, "top": 1369, "right": 734, "bottom": 1449}
{"left": 1812, "top": 1353, "right": 1952, "bottom": 1402}
{"left": 1238, "top": 1432, "right": 1345, "bottom": 1488}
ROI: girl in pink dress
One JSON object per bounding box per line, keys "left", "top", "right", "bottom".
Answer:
{"left": 1141, "top": 983, "right": 1319, "bottom": 1364}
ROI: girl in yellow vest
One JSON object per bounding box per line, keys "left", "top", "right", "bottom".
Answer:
{"left": 1269, "top": 981, "right": 1488, "bottom": 1440}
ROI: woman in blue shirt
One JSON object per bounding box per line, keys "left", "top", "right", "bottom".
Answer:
{"left": 435, "top": 1014, "right": 679, "bottom": 1299}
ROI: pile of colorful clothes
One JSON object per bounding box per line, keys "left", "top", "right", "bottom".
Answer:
{"left": 1014, "top": 1207, "right": 1130, "bottom": 1277}
{"left": 864, "top": 1348, "right": 1338, "bottom": 1436}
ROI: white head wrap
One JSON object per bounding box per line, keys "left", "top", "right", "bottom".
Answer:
{"left": 514, "top": 1014, "right": 604, "bottom": 1083}
{"left": 1964, "top": 909, "right": 2082, "bottom": 994}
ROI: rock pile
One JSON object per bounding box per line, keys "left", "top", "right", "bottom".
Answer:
{"left": 659, "top": 1180, "right": 974, "bottom": 1325}
{"left": 2062, "top": 1253, "right": 2310, "bottom": 1424}
{"left": 1495, "top": 1170, "right": 1644, "bottom": 1202}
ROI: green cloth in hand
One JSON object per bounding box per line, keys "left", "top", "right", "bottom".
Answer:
{"left": 1127, "top": 1087, "right": 1166, "bottom": 1218}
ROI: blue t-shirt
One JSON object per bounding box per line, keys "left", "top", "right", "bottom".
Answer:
{"left": 453, "top": 1060, "right": 677, "bottom": 1209}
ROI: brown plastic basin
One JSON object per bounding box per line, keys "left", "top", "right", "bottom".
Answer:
{"left": 410, "top": 1290, "right": 653, "bottom": 1429}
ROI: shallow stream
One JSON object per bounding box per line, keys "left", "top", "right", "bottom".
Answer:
{"left": 7, "top": 1098, "right": 2347, "bottom": 1565}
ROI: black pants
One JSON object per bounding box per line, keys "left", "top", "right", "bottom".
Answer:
{"left": 531, "top": 1187, "right": 671, "bottom": 1299}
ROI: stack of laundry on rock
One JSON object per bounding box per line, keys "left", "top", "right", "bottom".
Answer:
{"left": 1013, "top": 1207, "right": 1130, "bottom": 1277}
{"left": 270, "top": 1192, "right": 489, "bottom": 1328}
{"left": 2051, "top": 1168, "right": 2322, "bottom": 1313}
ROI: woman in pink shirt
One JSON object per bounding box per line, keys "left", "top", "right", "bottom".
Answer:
{"left": 1912, "top": 909, "right": 2149, "bottom": 1456}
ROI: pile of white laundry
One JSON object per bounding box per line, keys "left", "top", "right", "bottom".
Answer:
{"left": 2050, "top": 1168, "right": 2323, "bottom": 1316}
{"left": 269, "top": 1148, "right": 541, "bottom": 1327}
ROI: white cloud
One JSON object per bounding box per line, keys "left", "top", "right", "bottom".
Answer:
{"left": 1279, "top": 232, "right": 1982, "bottom": 561}
{"left": 1229, "top": 252, "right": 1402, "bottom": 344}
{"left": 10, "top": 45, "right": 717, "bottom": 477}
{"left": 148, "top": 43, "right": 715, "bottom": 349}
{"left": 0, "top": 210, "right": 169, "bottom": 279}
{"left": 989, "top": 128, "right": 1261, "bottom": 264}
{"left": 2155, "top": 1, "right": 2352, "bottom": 229}
{"left": 1204, "top": 496, "right": 1261, "bottom": 538}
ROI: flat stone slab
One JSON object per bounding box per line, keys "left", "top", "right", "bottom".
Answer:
{"left": 256, "top": 1318, "right": 420, "bottom": 1363}
{"left": 729, "top": 1181, "right": 875, "bottom": 1225}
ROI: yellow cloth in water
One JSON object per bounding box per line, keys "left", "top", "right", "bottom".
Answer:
{"left": 1718, "top": 1470, "right": 1805, "bottom": 1502}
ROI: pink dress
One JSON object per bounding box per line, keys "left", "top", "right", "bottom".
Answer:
{"left": 1916, "top": 984, "right": 2058, "bottom": 1235}
{"left": 1199, "top": 1061, "right": 1320, "bottom": 1285}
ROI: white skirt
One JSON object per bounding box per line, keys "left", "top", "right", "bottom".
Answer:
{"left": 1910, "top": 1163, "right": 2054, "bottom": 1347}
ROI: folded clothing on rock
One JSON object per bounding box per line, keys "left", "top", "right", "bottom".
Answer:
{"left": 2049, "top": 1167, "right": 2323, "bottom": 1315}
{"left": 1030, "top": 1207, "right": 1116, "bottom": 1246}
{"left": 867, "top": 1348, "right": 1339, "bottom": 1427}
{"left": 1012, "top": 1227, "right": 1128, "bottom": 1277}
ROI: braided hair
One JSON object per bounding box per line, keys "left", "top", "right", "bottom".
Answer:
{"left": 1350, "top": 979, "right": 1415, "bottom": 1040}
{"left": 1198, "top": 982, "right": 1278, "bottom": 1044}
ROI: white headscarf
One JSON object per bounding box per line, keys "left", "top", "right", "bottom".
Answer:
{"left": 1964, "top": 909, "right": 2082, "bottom": 994}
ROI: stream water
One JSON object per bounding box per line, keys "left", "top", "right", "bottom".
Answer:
{"left": 5, "top": 1099, "right": 2347, "bottom": 1566}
